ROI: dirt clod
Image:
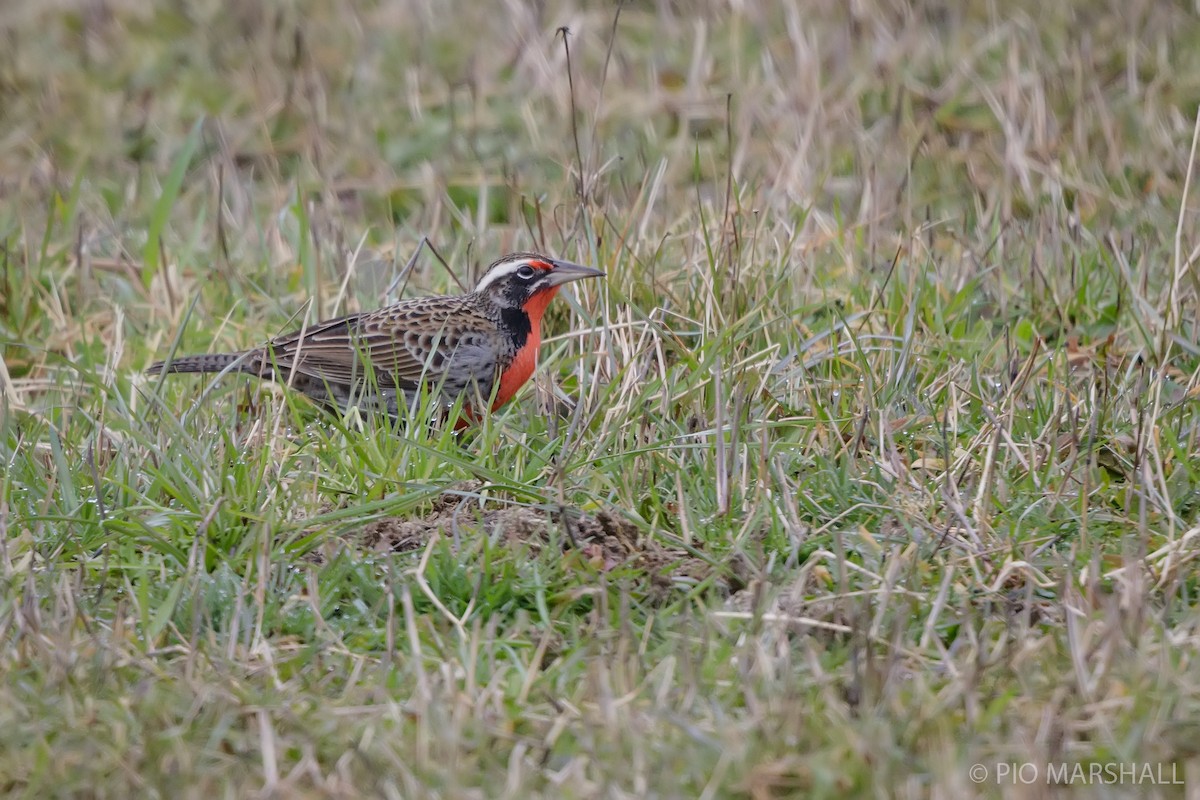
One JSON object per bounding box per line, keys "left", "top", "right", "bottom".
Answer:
{"left": 347, "top": 485, "right": 739, "bottom": 600}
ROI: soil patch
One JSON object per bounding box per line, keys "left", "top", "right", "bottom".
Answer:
{"left": 344, "top": 482, "right": 748, "bottom": 600}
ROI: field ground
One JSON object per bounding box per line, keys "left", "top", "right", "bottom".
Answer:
{"left": 3, "top": 0, "right": 1200, "bottom": 797}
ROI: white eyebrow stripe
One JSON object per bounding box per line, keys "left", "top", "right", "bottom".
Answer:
{"left": 474, "top": 259, "right": 532, "bottom": 292}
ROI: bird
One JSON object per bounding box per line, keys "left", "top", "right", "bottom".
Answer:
{"left": 147, "top": 252, "right": 605, "bottom": 425}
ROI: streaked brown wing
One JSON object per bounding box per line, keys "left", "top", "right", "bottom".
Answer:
{"left": 258, "top": 297, "right": 495, "bottom": 390}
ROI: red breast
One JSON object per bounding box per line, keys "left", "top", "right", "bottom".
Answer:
{"left": 455, "top": 284, "right": 560, "bottom": 429}
{"left": 493, "top": 284, "right": 559, "bottom": 409}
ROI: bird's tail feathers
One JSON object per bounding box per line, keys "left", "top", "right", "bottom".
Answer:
{"left": 147, "top": 352, "right": 250, "bottom": 376}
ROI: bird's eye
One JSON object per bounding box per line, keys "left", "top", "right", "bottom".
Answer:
{"left": 516, "top": 265, "right": 536, "bottom": 280}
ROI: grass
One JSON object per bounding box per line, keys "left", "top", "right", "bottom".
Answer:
{"left": 3, "top": 0, "right": 1200, "bottom": 796}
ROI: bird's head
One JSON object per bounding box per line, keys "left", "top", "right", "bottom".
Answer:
{"left": 473, "top": 252, "right": 605, "bottom": 323}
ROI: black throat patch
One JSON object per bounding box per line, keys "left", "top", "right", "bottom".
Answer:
{"left": 499, "top": 306, "right": 532, "bottom": 350}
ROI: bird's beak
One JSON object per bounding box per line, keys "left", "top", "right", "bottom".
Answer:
{"left": 546, "top": 259, "right": 606, "bottom": 286}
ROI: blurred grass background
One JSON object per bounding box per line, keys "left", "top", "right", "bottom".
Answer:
{"left": 3, "top": 0, "right": 1200, "bottom": 797}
